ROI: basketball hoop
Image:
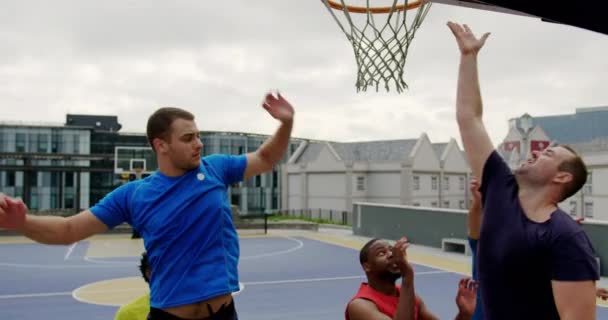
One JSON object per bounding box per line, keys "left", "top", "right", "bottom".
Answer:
{"left": 321, "top": 0, "right": 431, "bottom": 92}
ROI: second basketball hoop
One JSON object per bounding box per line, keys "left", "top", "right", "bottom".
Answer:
{"left": 321, "top": 0, "right": 431, "bottom": 93}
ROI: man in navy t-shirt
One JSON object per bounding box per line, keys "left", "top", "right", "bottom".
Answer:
{"left": 447, "top": 21, "right": 599, "bottom": 319}
{"left": 0, "top": 92, "right": 295, "bottom": 320}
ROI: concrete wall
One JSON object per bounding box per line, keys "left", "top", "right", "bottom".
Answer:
{"left": 353, "top": 202, "right": 608, "bottom": 276}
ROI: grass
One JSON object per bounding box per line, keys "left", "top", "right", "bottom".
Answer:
{"left": 268, "top": 214, "right": 350, "bottom": 226}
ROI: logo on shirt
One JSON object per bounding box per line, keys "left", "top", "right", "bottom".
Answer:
{"left": 197, "top": 173, "right": 205, "bottom": 181}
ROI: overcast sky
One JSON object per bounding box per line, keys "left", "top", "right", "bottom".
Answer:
{"left": 1, "top": 1, "right": 607, "bottom": 147}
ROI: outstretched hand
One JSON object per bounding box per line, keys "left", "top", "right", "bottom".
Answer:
{"left": 262, "top": 92, "right": 294, "bottom": 124}
{"left": 0, "top": 194, "right": 27, "bottom": 230}
{"left": 455, "top": 278, "right": 478, "bottom": 317}
{"left": 447, "top": 21, "right": 490, "bottom": 56}
{"left": 392, "top": 236, "right": 414, "bottom": 283}
{"left": 598, "top": 288, "right": 608, "bottom": 301}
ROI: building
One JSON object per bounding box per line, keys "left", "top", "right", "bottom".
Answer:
{"left": 0, "top": 115, "right": 304, "bottom": 215}
{"left": 500, "top": 107, "right": 608, "bottom": 221}
{"left": 282, "top": 133, "right": 471, "bottom": 219}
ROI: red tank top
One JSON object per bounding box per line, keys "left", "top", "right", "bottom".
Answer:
{"left": 345, "top": 283, "right": 419, "bottom": 320}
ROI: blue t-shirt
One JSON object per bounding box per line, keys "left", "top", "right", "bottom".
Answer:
{"left": 91, "top": 154, "right": 247, "bottom": 308}
{"left": 468, "top": 238, "right": 483, "bottom": 320}
{"left": 478, "top": 151, "right": 599, "bottom": 319}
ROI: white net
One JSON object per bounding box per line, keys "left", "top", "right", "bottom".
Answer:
{"left": 321, "top": 0, "right": 431, "bottom": 92}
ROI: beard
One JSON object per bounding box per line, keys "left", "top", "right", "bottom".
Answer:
{"left": 380, "top": 269, "right": 402, "bottom": 283}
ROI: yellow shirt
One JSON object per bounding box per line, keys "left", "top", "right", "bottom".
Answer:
{"left": 114, "top": 293, "right": 150, "bottom": 320}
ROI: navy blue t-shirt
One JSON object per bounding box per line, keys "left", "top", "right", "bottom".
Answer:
{"left": 478, "top": 151, "right": 599, "bottom": 320}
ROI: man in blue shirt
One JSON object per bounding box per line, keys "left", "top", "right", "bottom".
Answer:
{"left": 0, "top": 92, "right": 295, "bottom": 319}
{"left": 447, "top": 22, "right": 599, "bottom": 319}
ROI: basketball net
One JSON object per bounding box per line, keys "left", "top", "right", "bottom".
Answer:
{"left": 134, "top": 168, "right": 143, "bottom": 180}
{"left": 321, "top": 0, "right": 431, "bottom": 92}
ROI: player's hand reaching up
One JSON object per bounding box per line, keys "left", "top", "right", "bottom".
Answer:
{"left": 262, "top": 92, "right": 294, "bottom": 124}
{"left": 0, "top": 193, "right": 27, "bottom": 230}
{"left": 447, "top": 22, "right": 490, "bottom": 56}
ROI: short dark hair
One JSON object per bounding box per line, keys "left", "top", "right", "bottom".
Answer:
{"left": 139, "top": 251, "right": 151, "bottom": 283}
{"left": 557, "top": 145, "right": 587, "bottom": 202}
{"left": 146, "top": 107, "right": 194, "bottom": 151}
{"left": 359, "top": 238, "right": 380, "bottom": 265}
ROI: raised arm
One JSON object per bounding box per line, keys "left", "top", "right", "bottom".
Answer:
{"left": 0, "top": 194, "right": 108, "bottom": 245}
{"left": 466, "top": 178, "right": 482, "bottom": 240}
{"left": 244, "top": 92, "right": 294, "bottom": 179}
{"left": 447, "top": 22, "right": 494, "bottom": 182}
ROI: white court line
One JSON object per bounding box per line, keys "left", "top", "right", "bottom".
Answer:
{"left": 0, "top": 271, "right": 446, "bottom": 300}
{"left": 64, "top": 242, "right": 78, "bottom": 260}
{"left": 83, "top": 256, "right": 135, "bottom": 265}
{"left": 0, "top": 291, "right": 72, "bottom": 299}
{"left": 242, "top": 270, "right": 448, "bottom": 286}
{"left": 240, "top": 236, "right": 304, "bottom": 260}
{"left": 0, "top": 262, "right": 132, "bottom": 269}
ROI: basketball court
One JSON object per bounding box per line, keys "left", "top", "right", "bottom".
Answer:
{"left": 1, "top": 1, "right": 607, "bottom": 319}
{"left": 1, "top": 228, "right": 607, "bottom": 320}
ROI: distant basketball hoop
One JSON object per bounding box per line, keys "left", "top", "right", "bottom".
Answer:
{"left": 321, "top": 0, "right": 431, "bottom": 92}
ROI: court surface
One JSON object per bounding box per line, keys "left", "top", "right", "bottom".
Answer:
{"left": 1, "top": 231, "right": 607, "bottom": 319}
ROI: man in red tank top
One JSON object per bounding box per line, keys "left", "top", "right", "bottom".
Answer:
{"left": 345, "top": 237, "right": 478, "bottom": 320}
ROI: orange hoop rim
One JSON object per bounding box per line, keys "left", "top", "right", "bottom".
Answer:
{"left": 325, "top": 0, "right": 425, "bottom": 13}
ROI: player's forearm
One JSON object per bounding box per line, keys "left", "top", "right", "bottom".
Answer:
{"left": 394, "top": 282, "right": 416, "bottom": 320}
{"left": 256, "top": 119, "right": 293, "bottom": 168}
{"left": 19, "top": 214, "right": 75, "bottom": 245}
{"left": 455, "top": 54, "right": 483, "bottom": 125}
{"left": 467, "top": 202, "right": 482, "bottom": 239}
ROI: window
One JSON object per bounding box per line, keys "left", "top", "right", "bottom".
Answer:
{"left": 272, "top": 170, "right": 278, "bottom": 188}
{"left": 65, "top": 172, "right": 74, "bottom": 187}
{"left": 7, "top": 172, "right": 15, "bottom": 187}
{"left": 584, "top": 202, "right": 593, "bottom": 218}
{"left": 459, "top": 176, "right": 465, "bottom": 190}
{"left": 16, "top": 133, "right": 26, "bottom": 152}
{"left": 29, "top": 172, "right": 38, "bottom": 186}
{"left": 443, "top": 201, "right": 450, "bottom": 208}
{"left": 413, "top": 176, "right": 420, "bottom": 190}
{"left": 30, "top": 193, "right": 38, "bottom": 210}
{"left": 356, "top": 176, "right": 365, "bottom": 191}
{"left": 65, "top": 193, "right": 74, "bottom": 209}
{"left": 431, "top": 201, "right": 438, "bottom": 207}
{"left": 38, "top": 134, "right": 48, "bottom": 152}
{"left": 443, "top": 176, "right": 450, "bottom": 191}
{"left": 255, "top": 175, "right": 262, "bottom": 187}
{"left": 73, "top": 134, "right": 80, "bottom": 153}
{"left": 459, "top": 200, "right": 466, "bottom": 209}
{"left": 431, "top": 176, "right": 438, "bottom": 190}
{"left": 570, "top": 201, "right": 577, "bottom": 216}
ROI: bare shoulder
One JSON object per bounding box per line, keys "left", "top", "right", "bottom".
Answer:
{"left": 347, "top": 298, "right": 390, "bottom": 320}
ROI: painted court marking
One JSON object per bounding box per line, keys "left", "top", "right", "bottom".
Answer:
{"left": 240, "top": 236, "right": 304, "bottom": 260}
{"left": 64, "top": 242, "right": 78, "bottom": 260}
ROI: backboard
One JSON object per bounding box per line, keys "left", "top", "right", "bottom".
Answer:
{"left": 114, "top": 146, "right": 157, "bottom": 176}
{"left": 430, "top": 0, "right": 607, "bottom": 36}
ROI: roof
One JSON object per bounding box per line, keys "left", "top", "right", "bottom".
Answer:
{"left": 432, "top": 143, "right": 449, "bottom": 158}
{"left": 296, "top": 139, "right": 419, "bottom": 163}
{"left": 530, "top": 107, "right": 608, "bottom": 144}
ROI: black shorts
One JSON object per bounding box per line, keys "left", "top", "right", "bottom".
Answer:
{"left": 147, "top": 300, "right": 238, "bottom": 320}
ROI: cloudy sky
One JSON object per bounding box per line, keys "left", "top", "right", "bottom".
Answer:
{"left": 1, "top": 1, "right": 607, "bottom": 146}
